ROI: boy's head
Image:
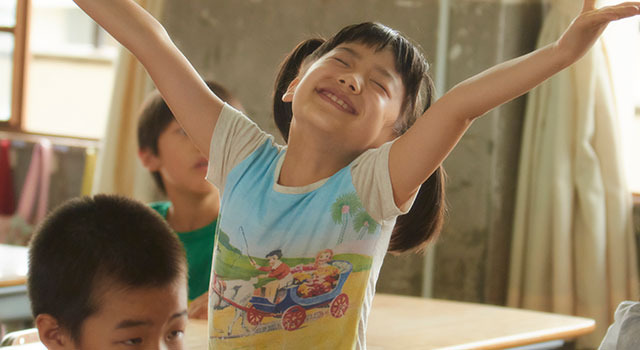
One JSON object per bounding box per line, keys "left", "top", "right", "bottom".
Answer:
{"left": 137, "top": 81, "right": 243, "bottom": 195}
{"left": 28, "top": 195, "right": 188, "bottom": 349}
{"left": 265, "top": 249, "right": 283, "bottom": 266}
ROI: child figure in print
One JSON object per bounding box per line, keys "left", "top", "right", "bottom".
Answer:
{"left": 292, "top": 249, "right": 339, "bottom": 298}
{"left": 251, "top": 249, "right": 291, "bottom": 303}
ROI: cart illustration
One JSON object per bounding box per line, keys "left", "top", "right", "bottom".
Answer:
{"left": 213, "top": 260, "right": 353, "bottom": 332}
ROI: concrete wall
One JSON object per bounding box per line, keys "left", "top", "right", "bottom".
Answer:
{"left": 431, "top": 0, "right": 543, "bottom": 305}
{"left": 160, "top": 0, "right": 544, "bottom": 304}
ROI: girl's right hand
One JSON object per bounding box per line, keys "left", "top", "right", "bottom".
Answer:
{"left": 72, "top": 0, "right": 224, "bottom": 155}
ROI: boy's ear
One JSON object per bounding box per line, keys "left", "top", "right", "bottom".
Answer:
{"left": 35, "top": 314, "right": 74, "bottom": 350}
{"left": 282, "top": 78, "right": 300, "bottom": 103}
{"left": 138, "top": 148, "right": 161, "bottom": 171}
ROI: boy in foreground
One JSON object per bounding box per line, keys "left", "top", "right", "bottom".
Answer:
{"left": 28, "top": 194, "right": 188, "bottom": 349}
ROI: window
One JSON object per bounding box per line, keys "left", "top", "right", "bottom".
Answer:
{"left": 1, "top": 0, "right": 117, "bottom": 139}
{"left": 603, "top": 9, "right": 640, "bottom": 194}
{"left": 0, "top": 0, "right": 27, "bottom": 127}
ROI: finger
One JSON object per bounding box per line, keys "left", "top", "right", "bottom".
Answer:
{"left": 595, "top": 3, "right": 640, "bottom": 22}
{"left": 583, "top": 0, "right": 596, "bottom": 12}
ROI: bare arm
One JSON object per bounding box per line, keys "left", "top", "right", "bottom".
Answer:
{"left": 389, "top": 0, "right": 640, "bottom": 206}
{"left": 73, "top": 0, "right": 223, "bottom": 155}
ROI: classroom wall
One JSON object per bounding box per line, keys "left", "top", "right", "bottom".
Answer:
{"left": 430, "top": 0, "right": 543, "bottom": 305}
{"left": 159, "top": 0, "right": 544, "bottom": 305}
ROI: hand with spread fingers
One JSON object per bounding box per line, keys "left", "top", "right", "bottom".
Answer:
{"left": 557, "top": 1, "right": 640, "bottom": 63}
{"left": 188, "top": 292, "right": 209, "bottom": 320}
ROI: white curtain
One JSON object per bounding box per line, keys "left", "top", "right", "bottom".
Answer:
{"left": 91, "top": 0, "right": 165, "bottom": 203}
{"left": 508, "top": 1, "right": 639, "bottom": 348}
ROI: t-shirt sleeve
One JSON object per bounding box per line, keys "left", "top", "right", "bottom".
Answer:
{"left": 206, "top": 104, "right": 275, "bottom": 191}
{"left": 351, "top": 140, "right": 418, "bottom": 223}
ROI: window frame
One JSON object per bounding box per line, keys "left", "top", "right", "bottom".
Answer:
{"left": 0, "top": 0, "right": 30, "bottom": 131}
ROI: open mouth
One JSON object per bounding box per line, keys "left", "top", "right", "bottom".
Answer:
{"left": 317, "top": 89, "right": 357, "bottom": 115}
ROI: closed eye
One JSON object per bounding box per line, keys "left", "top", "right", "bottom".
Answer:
{"left": 371, "top": 80, "right": 389, "bottom": 96}
{"left": 332, "top": 57, "right": 349, "bottom": 67}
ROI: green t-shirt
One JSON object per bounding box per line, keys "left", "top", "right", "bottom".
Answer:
{"left": 150, "top": 201, "right": 216, "bottom": 301}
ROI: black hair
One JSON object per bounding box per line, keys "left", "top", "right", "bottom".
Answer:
{"left": 266, "top": 249, "right": 283, "bottom": 259}
{"left": 273, "top": 22, "right": 446, "bottom": 253}
{"left": 137, "top": 80, "right": 237, "bottom": 193}
{"left": 27, "top": 194, "right": 186, "bottom": 341}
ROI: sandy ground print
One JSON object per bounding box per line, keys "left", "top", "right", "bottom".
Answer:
{"left": 210, "top": 270, "right": 369, "bottom": 350}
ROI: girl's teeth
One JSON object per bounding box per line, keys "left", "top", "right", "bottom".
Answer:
{"left": 324, "top": 91, "right": 350, "bottom": 112}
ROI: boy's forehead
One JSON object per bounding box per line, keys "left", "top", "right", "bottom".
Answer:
{"left": 91, "top": 276, "right": 187, "bottom": 315}
{"left": 92, "top": 273, "right": 187, "bottom": 304}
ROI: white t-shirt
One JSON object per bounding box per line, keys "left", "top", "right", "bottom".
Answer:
{"left": 598, "top": 301, "right": 640, "bottom": 350}
{"left": 206, "top": 104, "right": 414, "bottom": 349}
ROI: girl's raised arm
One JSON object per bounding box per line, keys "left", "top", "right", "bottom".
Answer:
{"left": 73, "top": 0, "right": 223, "bottom": 155}
{"left": 389, "top": 0, "right": 640, "bottom": 207}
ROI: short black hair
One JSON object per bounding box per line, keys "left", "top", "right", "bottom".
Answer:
{"left": 137, "top": 81, "right": 237, "bottom": 193}
{"left": 266, "top": 249, "right": 282, "bottom": 259}
{"left": 27, "top": 194, "right": 186, "bottom": 340}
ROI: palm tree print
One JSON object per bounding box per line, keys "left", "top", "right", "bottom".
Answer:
{"left": 353, "top": 211, "right": 378, "bottom": 240}
{"left": 331, "top": 192, "right": 362, "bottom": 245}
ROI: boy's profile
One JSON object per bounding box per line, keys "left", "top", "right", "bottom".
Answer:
{"left": 137, "top": 81, "right": 243, "bottom": 319}
{"left": 27, "top": 194, "right": 188, "bottom": 349}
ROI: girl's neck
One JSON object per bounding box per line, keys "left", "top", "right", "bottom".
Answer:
{"left": 280, "top": 128, "right": 359, "bottom": 187}
{"left": 165, "top": 186, "right": 220, "bottom": 232}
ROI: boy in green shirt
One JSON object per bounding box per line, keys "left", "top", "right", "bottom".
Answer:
{"left": 137, "top": 81, "right": 243, "bottom": 319}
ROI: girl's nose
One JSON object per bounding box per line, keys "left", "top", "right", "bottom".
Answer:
{"left": 338, "top": 75, "right": 361, "bottom": 94}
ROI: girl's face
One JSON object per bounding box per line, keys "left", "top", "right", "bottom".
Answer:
{"left": 317, "top": 251, "right": 332, "bottom": 264}
{"left": 285, "top": 42, "right": 405, "bottom": 153}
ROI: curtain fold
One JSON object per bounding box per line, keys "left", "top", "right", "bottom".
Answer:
{"left": 91, "top": 0, "right": 165, "bottom": 203}
{"left": 508, "top": 1, "right": 639, "bottom": 348}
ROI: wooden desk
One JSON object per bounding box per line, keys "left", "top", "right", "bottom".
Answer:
{"left": 367, "top": 294, "right": 595, "bottom": 350}
{"left": 4, "top": 295, "right": 594, "bottom": 349}
{"left": 0, "top": 244, "right": 28, "bottom": 288}
{"left": 181, "top": 294, "right": 595, "bottom": 350}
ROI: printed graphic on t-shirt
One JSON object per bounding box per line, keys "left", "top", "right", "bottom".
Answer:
{"left": 208, "top": 191, "right": 381, "bottom": 349}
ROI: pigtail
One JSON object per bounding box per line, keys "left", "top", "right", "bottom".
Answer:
{"left": 389, "top": 71, "right": 447, "bottom": 254}
{"left": 389, "top": 166, "right": 446, "bottom": 254}
{"left": 273, "top": 38, "right": 325, "bottom": 141}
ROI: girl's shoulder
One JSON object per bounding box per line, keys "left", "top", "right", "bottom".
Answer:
{"left": 350, "top": 140, "right": 408, "bottom": 223}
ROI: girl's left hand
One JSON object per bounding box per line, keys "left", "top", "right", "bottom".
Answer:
{"left": 557, "top": 1, "right": 640, "bottom": 63}
{"left": 188, "top": 293, "right": 209, "bottom": 319}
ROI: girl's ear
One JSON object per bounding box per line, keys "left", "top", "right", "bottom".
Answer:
{"left": 138, "top": 148, "right": 161, "bottom": 171}
{"left": 282, "top": 77, "right": 300, "bottom": 103}
{"left": 35, "top": 314, "right": 75, "bottom": 350}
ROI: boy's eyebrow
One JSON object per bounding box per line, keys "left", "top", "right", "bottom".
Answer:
{"left": 115, "top": 319, "right": 153, "bottom": 329}
{"left": 114, "top": 310, "right": 187, "bottom": 329}
{"left": 335, "top": 47, "right": 395, "bottom": 81}
{"left": 171, "top": 310, "right": 188, "bottom": 320}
